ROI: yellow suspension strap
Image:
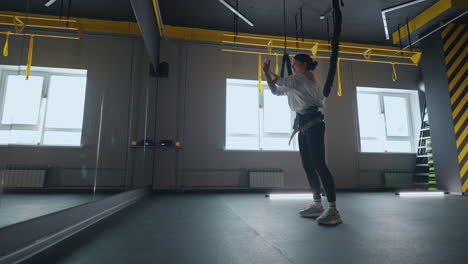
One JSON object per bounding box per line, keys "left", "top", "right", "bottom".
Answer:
{"left": 3, "top": 31, "right": 10, "bottom": 57}
{"left": 337, "top": 59, "right": 342, "bottom": 96}
{"left": 275, "top": 54, "right": 279, "bottom": 74}
{"left": 391, "top": 63, "right": 398, "bottom": 82}
{"left": 26, "top": 35, "right": 34, "bottom": 80}
{"left": 258, "top": 54, "right": 263, "bottom": 93}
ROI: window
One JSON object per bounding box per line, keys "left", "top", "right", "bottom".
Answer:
{"left": 356, "top": 87, "right": 420, "bottom": 153}
{"left": 0, "top": 66, "right": 87, "bottom": 146}
{"left": 225, "top": 79, "right": 297, "bottom": 151}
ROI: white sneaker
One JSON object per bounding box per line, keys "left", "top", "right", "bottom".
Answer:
{"left": 299, "top": 204, "right": 324, "bottom": 218}
{"left": 316, "top": 207, "right": 343, "bottom": 225}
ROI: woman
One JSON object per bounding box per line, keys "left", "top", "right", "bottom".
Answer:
{"left": 263, "top": 54, "right": 342, "bottom": 225}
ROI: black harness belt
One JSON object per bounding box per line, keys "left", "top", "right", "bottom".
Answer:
{"left": 289, "top": 106, "right": 324, "bottom": 145}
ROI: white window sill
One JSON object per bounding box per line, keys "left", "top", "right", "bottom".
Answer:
{"left": 0, "top": 144, "right": 82, "bottom": 148}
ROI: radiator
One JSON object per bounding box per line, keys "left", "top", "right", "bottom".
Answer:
{"left": 384, "top": 172, "right": 413, "bottom": 188}
{"left": 2, "top": 168, "right": 46, "bottom": 188}
{"left": 249, "top": 169, "right": 284, "bottom": 188}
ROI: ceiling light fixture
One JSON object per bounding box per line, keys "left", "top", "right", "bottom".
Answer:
{"left": 44, "top": 0, "right": 57, "bottom": 7}
{"left": 381, "top": 0, "right": 427, "bottom": 40}
{"left": 218, "top": 0, "right": 254, "bottom": 27}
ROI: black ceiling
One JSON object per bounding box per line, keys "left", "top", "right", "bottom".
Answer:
{"left": 0, "top": 0, "right": 450, "bottom": 46}
{"left": 1, "top": 0, "right": 136, "bottom": 21}
{"left": 159, "top": 0, "right": 441, "bottom": 46}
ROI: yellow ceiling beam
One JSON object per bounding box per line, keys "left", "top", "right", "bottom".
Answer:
{"left": 223, "top": 34, "right": 416, "bottom": 60}
{"left": 166, "top": 25, "right": 417, "bottom": 53}
{"left": 221, "top": 48, "right": 417, "bottom": 66}
{"left": 0, "top": 11, "right": 141, "bottom": 36}
{"left": 392, "top": 0, "right": 468, "bottom": 44}
{"left": 165, "top": 25, "right": 422, "bottom": 65}
{"left": 0, "top": 31, "right": 79, "bottom": 40}
{"left": 0, "top": 14, "right": 79, "bottom": 32}
{"left": 0, "top": 11, "right": 421, "bottom": 65}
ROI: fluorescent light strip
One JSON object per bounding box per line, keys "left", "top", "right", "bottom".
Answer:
{"left": 398, "top": 192, "right": 445, "bottom": 197}
{"left": 218, "top": 0, "right": 254, "bottom": 27}
{"left": 44, "top": 0, "right": 57, "bottom": 7}
{"left": 381, "top": 0, "right": 427, "bottom": 40}
{"left": 269, "top": 193, "right": 313, "bottom": 200}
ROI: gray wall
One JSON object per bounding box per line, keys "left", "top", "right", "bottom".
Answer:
{"left": 420, "top": 33, "right": 462, "bottom": 193}
{"left": 154, "top": 39, "right": 423, "bottom": 190}
{"left": 0, "top": 34, "right": 155, "bottom": 189}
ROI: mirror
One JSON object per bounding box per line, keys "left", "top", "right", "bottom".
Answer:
{"left": 0, "top": 24, "right": 152, "bottom": 228}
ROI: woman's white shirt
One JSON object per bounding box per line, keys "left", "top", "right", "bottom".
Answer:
{"left": 274, "top": 74, "right": 324, "bottom": 114}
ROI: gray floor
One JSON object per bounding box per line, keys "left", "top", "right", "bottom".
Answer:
{"left": 0, "top": 193, "right": 108, "bottom": 228}
{"left": 26, "top": 192, "right": 468, "bottom": 264}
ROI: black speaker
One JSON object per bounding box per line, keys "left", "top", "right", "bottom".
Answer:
{"left": 149, "top": 62, "right": 169, "bottom": 78}
{"left": 156, "top": 62, "right": 169, "bottom": 77}
{"left": 149, "top": 63, "right": 158, "bottom": 77}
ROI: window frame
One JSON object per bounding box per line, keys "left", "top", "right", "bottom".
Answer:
{"left": 357, "top": 89, "right": 416, "bottom": 153}
{"left": 0, "top": 69, "right": 87, "bottom": 147}
{"left": 225, "top": 78, "right": 298, "bottom": 151}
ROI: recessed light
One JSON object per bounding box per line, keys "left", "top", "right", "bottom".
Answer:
{"left": 44, "top": 0, "right": 57, "bottom": 7}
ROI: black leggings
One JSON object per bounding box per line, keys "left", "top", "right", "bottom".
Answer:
{"left": 298, "top": 121, "right": 337, "bottom": 202}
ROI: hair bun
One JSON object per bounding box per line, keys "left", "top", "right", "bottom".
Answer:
{"left": 293, "top": 53, "right": 318, "bottom": 71}
{"left": 309, "top": 60, "right": 318, "bottom": 70}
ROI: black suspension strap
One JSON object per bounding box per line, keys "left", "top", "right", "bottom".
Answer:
{"left": 59, "top": 0, "right": 64, "bottom": 20}
{"left": 406, "top": 17, "right": 413, "bottom": 52}
{"left": 398, "top": 24, "right": 403, "bottom": 57}
{"left": 283, "top": 0, "right": 286, "bottom": 51}
{"left": 295, "top": 7, "right": 304, "bottom": 48}
{"left": 280, "top": 0, "right": 292, "bottom": 78}
{"left": 233, "top": 0, "right": 239, "bottom": 42}
{"left": 232, "top": 2, "right": 235, "bottom": 41}
{"left": 235, "top": 0, "right": 239, "bottom": 36}
{"left": 332, "top": 7, "right": 335, "bottom": 29}
{"left": 295, "top": 13, "right": 299, "bottom": 48}
{"left": 280, "top": 54, "right": 292, "bottom": 77}
{"left": 323, "top": 0, "right": 343, "bottom": 98}
{"left": 280, "top": 59, "right": 292, "bottom": 78}
{"left": 300, "top": 7, "right": 304, "bottom": 41}
{"left": 66, "top": 0, "right": 72, "bottom": 27}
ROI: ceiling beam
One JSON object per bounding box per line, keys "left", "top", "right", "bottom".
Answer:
{"left": 382, "top": 0, "right": 428, "bottom": 40}
{"left": 391, "top": 0, "right": 468, "bottom": 44}
{"left": 165, "top": 25, "right": 422, "bottom": 65}
{"left": 0, "top": 11, "right": 422, "bottom": 65}
{"left": 0, "top": 11, "right": 141, "bottom": 36}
